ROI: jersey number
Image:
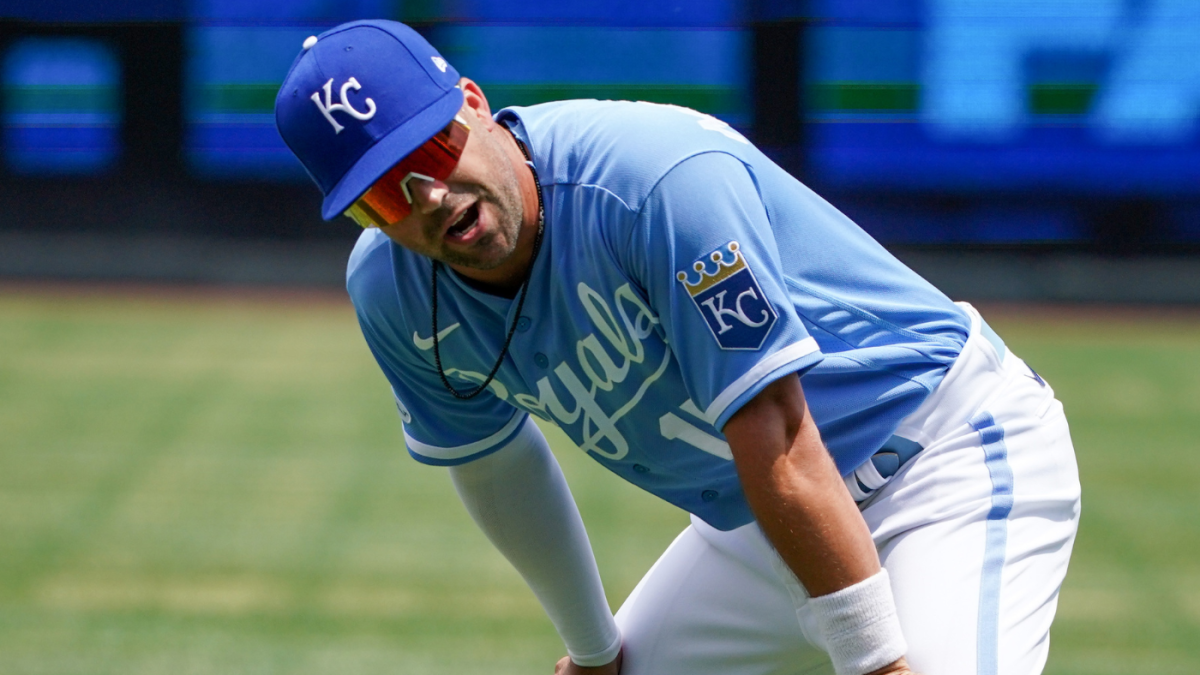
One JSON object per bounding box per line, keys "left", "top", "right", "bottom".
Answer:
{"left": 658, "top": 399, "right": 733, "bottom": 460}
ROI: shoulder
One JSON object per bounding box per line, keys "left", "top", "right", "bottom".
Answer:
{"left": 344, "top": 229, "right": 434, "bottom": 368}
{"left": 499, "top": 100, "right": 760, "bottom": 212}
{"left": 345, "top": 228, "right": 411, "bottom": 328}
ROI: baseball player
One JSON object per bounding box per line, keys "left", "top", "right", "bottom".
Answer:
{"left": 275, "top": 20, "right": 1081, "bottom": 675}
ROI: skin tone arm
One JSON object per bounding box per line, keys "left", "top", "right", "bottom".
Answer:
{"left": 555, "top": 373, "right": 914, "bottom": 675}
{"left": 723, "top": 373, "right": 914, "bottom": 675}
{"left": 725, "top": 372, "right": 881, "bottom": 595}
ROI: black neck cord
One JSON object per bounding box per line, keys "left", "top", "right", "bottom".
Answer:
{"left": 430, "top": 136, "right": 544, "bottom": 400}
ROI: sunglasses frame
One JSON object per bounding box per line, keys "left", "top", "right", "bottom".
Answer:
{"left": 344, "top": 116, "right": 471, "bottom": 229}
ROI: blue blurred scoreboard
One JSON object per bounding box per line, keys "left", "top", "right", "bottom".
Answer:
{"left": 1, "top": 0, "right": 748, "bottom": 179}
{"left": 807, "top": 0, "right": 1200, "bottom": 196}
{"left": 2, "top": 0, "right": 1198, "bottom": 242}
{"left": 2, "top": 37, "right": 121, "bottom": 173}
{"left": 187, "top": 0, "right": 747, "bottom": 179}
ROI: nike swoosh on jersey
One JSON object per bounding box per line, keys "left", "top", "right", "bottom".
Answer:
{"left": 413, "top": 323, "right": 461, "bottom": 351}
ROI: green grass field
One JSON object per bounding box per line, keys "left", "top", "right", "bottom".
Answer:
{"left": 1, "top": 286, "right": 1198, "bottom": 674}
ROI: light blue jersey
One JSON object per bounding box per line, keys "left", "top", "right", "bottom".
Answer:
{"left": 348, "top": 100, "right": 970, "bottom": 531}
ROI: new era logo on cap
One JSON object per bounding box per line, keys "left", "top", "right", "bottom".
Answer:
{"left": 275, "top": 20, "right": 463, "bottom": 221}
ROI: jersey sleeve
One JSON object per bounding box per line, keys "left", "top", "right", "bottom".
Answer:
{"left": 346, "top": 231, "right": 528, "bottom": 466}
{"left": 624, "top": 150, "right": 824, "bottom": 430}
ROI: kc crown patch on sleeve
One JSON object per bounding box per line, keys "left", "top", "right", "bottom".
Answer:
{"left": 676, "top": 241, "right": 777, "bottom": 350}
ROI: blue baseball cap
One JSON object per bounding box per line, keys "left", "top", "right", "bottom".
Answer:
{"left": 275, "top": 20, "right": 464, "bottom": 221}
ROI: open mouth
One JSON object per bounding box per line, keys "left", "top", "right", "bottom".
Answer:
{"left": 445, "top": 203, "right": 480, "bottom": 241}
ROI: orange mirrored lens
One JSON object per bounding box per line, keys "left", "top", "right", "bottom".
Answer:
{"left": 345, "top": 119, "right": 470, "bottom": 228}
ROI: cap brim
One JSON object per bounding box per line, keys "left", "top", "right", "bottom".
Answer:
{"left": 320, "top": 86, "right": 465, "bottom": 221}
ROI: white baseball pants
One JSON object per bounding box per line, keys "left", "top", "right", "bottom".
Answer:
{"left": 614, "top": 304, "right": 1082, "bottom": 675}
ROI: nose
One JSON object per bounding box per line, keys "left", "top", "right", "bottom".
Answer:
{"left": 408, "top": 176, "right": 450, "bottom": 215}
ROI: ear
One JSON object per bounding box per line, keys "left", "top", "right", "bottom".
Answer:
{"left": 458, "top": 78, "right": 495, "bottom": 129}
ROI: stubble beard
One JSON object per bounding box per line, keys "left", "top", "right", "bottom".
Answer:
{"left": 435, "top": 192, "right": 522, "bottom": 271}
{"left": 433, "top": 138, "right": 525, "bottom": 272}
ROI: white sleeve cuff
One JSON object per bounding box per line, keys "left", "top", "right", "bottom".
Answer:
{"left": 568, "top": 629, "right": 623, "bottom": 668}
{"left": 707, "top": 337, "right": 820, "bottom": 427}
{"left": 404, "top": 411, "right": 528, "bottom": 465}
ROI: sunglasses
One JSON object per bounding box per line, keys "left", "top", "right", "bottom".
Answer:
{"left": 344, "top": 115, "right": 471, "bottom": 229}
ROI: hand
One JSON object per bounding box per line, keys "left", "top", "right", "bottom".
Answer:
{"left": 554, "top": 650, "right": 622, "bottom": 675}
{"left": 866, "top": 657, "right": 920, "bottom": 675}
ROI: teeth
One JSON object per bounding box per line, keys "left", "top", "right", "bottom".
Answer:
{"left": 446, "top": 206, "right": 474, "bottom": 237}
{"left": 447, "top": 206, "right": 477, "bottom": 238}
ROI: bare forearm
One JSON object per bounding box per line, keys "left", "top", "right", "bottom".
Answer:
{"left": 725, "top": 375, "right": 879, "bottom": 596}
{"left": 725, "top": 375, "right": 912, "bottom": 675}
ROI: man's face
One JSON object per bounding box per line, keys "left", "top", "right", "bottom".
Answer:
{"left": 376, "top": 107, "right": 525, "bottom": 272}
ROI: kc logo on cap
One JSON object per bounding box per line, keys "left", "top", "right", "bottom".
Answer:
{"left": 275, "top": 20, "right": 464, "bottom": 221}
{"left": 311, "top": 77, "right": 377, "bottom": 134}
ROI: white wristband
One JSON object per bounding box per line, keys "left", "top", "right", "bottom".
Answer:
{"left": 807, "top": 568, "right": 907, "bottom": 675}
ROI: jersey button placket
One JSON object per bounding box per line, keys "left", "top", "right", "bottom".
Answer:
{"left": 700, "top": 489, "right": 719, "bottom": 503}
{"left": 514, "top": 316, "right": 543, "bottom": 368}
